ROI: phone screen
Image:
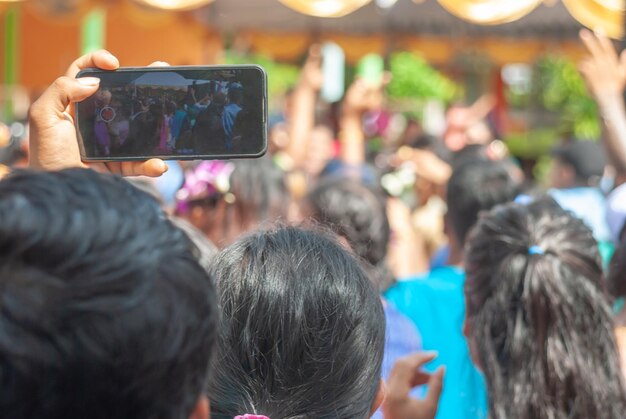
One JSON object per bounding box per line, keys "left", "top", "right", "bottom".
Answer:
{"left": 75, "top": 66, "right": 267, "bottom": 161}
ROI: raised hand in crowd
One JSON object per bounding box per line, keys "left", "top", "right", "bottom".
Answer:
{"left": 383, "top": 352, "right": 444, "bottom": 419}
{"left": 394, "top": 146, "right": 452, "bottom": 186}
{"left": 286, "top": 44, "right": 323, "bottom": 167}
{"left": 386, "top": 197, "right": 430, "bottom": 278}
{"left": 28, "top": 50, "right": 168, "bottom": 177}
{"left": 340, "top": 73, "right": 390, "bottom": 166}
{"left": 579, "top": 29, "right": 626, "bottom": 180}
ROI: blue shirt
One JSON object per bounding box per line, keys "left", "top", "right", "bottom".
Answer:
{"left": 385, "top": 267, "right": 488, "bottom": 419}
{"left": 222, "top": 103, "right": 242, "bottom": 143}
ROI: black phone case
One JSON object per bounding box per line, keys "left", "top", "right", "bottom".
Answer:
{"left": 75, "top": 65, "right": 268, "bottom": 162}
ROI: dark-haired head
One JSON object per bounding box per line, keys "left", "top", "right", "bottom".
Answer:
{"left": 306, "top": 178, "right": 393, "bottom": 291}
{"left": 411, "top": 134, "right": 452, "bottom": 164}
{"left": 0, "top": 169, "right": 218, "bottom": 419}
{"left": 177, "top": 158, "right": 289, "bottom": 247}
{"left": 465, "top": 198, "right": 626, "bottom": 418}
{"left": 446, "top": 159, "right": 520, "bottom": 248}
{"left": 209, "top": 226, "right": 385, "bottom": 419}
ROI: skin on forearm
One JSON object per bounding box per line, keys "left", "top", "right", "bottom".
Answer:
{"left": 597, "top": 93, "right": 626, "bottom": 176}
{"left": 339, "top": 112, "right": 365, "bottom": 166}
{"left": 286, "top": 84, "right": 317, "bottom": 167}
{"left": 388, "top": 231, "right": 430, "bottom": 279}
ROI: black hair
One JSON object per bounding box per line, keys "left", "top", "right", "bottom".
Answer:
{"left": 184, "top": 158, "right": 288, "bottom": 215}
{"left": 169, "top": 216, "right": 218, "bottom": 271}
{"left": 446, "top": 159, "right": 520, "bottom": 245}
{"left": 608, "top": 237, "right": 626, "bottom": 299}
{"left": 209, "top": 226, "right": 385, "bottom": 419}
{"left": 306, "top": 178, "right": 393, "bottom": 291}
{"left": 183, "top": 158, "right": 289, "bottom": 242}
{"left": 465, "top": 198, "right": 626, "bottom": 419}
{"left": 451, "top": 144, "right": 489, "bottom": 169}
{"left": 228, "top": 88, "right": 243, "bottom": 105}
{"left": 410, "top": 134, "right": 452, "bottom": 164}
{"left": 0, "top": 169, "right": 218, "bottom": 419}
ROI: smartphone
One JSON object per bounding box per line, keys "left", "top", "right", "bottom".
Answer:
{"left": 356, "top": 54, "right": 384, "bottom": 86}
{"left": 75, "top": 65, "right": 267, "bottom": 161}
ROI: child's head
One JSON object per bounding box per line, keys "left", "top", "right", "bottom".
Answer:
{"left": 305, "top": 178, "right": 392, "bottom": 290}
{"left": 176, "top": 158, "right": 289, "bottom": 247}
{"left": 209, "top": 226, "right": 385, "bottom": 419}
{"left": 464, "top": 198, "right": 626, "bottom": 418}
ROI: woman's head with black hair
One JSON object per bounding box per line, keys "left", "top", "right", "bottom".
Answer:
{"left": 0, "top": 169, "right": 218, "bottom": 419}
{"left": 305, "top": 177, "right": 393, "bottom": 290}
{"left": 464, "top": 198, "right": 626, "bottom": 418}
{"left": 608, "top": 239, "right": 626, "bottom": 300}
{"left": 209, "top": 226, "right": 386, "bottom": 419}
{"left": 176, "top": 157, "right": 290, "bottom": 247}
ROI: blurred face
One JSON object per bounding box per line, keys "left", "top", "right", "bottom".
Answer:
{"left": 269, "top": 122, "right": 290, "bottom": 153}
{"left": 304, "top": 126, "right": 334, "bottom": 178}
{"left": 549, "top": 158, "right": 575, "bottom": 189}
{"left": 95, "top": 90, "right": 112, "bottom": 107}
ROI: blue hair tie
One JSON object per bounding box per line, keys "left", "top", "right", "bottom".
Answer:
{"left": 528, "top": 245, "right": 544, "bottom": 256}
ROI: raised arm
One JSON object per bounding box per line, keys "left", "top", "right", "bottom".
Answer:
{"left": 579, "top": 29, "right": 626, "bottom": 178}
{"left": 339, "top": 75, "right": 388, "bottom": 166}
{"left": 286, "top": 45, "right": 323, "bottom": 168}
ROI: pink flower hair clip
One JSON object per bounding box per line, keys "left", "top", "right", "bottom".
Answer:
{"left": 175, "top": 160, "right": 235, "bottom": 213}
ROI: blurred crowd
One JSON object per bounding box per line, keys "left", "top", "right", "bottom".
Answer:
{"left": 2, "top": 28, "right": 626, "bottom": 419}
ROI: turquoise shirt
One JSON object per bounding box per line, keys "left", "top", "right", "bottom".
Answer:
{"left": 385, "top": 267, "right": 488, "bottom": 419}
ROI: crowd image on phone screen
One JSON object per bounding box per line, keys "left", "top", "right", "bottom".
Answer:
{"left": 77, "top": 70, "right": 264, "bottom": 158}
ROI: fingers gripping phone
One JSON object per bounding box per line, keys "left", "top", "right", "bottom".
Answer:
{"left": 75, "top": 66, "right": 268, "bottom": 161}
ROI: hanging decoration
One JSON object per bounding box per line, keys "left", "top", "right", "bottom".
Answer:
{"left": 26, "top": 0, "right": 95, "bottom": 21}
{"left": 277, "top": 0, "right": 372, "bottom": 18}
{"left": 562, "top": 0, "right": 624, "bottom": 39}
{"left": 436, "top": 0, "right": 543, "bottom": 25}
{"left": 132, "top": 0, "right": 214, "bottom": 11}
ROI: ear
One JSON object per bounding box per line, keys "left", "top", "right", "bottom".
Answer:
{"left": 561, "top": 164, "right": 576, "bottom": 186}
{"left": 369, "top": 379, "right": 386, "bottom": 417}
{"left": 463, "top": 314, "right": 471, "bottom": 338}
{"left": 464, "top": 314, "right": 481, "bottom": 370}
{"left": 189, "top": 396, "right": 210, "bottom": 419}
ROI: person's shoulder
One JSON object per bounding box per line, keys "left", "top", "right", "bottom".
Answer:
{"left": 395, "top": 266, "right": 465, "bottom": 285}
{"left": 386, "top": 266, "right": 465, "bottom": 300}
{"left": 549, "top": 186, "right": 606, "bottom": 202}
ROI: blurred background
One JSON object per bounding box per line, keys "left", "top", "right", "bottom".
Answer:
{"left": 0, "top": 0, "right": 624, "bottom": 179}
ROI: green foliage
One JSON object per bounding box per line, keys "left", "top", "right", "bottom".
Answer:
{"left": 224, "top": 51, "right": 300, "bottom": 99}
{"left": 535, "top": 56, "right": 600, "bottom": 140}
{"left": 387, "top": 52, "right": 460, "bottom": 103}
{"left": 504, "top": 128, "right": 561, "bottom": 184}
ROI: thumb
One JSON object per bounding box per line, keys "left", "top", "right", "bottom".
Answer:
{"left": 32, "top": 76, "right": 100, "bottom": 121}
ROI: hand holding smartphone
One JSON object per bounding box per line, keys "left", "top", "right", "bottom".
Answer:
{"left": 75, "top": 66, "right": 268, "bottom": 161}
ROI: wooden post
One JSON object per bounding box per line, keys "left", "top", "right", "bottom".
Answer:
{"left": 3, "top": 6, "right": 19, "bottom": 121}
{"left": 81, "top": 7, "right": 106, "bottom": 54}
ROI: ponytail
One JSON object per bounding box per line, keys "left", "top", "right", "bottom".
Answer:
{"left": 465, "top": 198, "right": 626, "bottom": 419}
